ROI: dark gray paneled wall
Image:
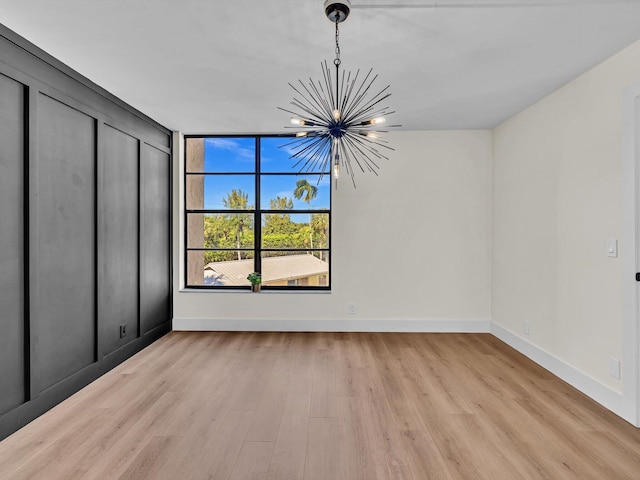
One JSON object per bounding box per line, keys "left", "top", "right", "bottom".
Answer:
{"left": 99, "top": 125, "right": 140, "bottom": 354}
{"left": 0, "top": 73, "right": 25, "bottom": 415}
{"left": 0, "top": 25, "right": 172, "bottom": 440}
{"left": 35, "top": 95, "right": 97, "bottom": 391}
{"left": 141, "top": 145, "right": 171, "bottom": 333}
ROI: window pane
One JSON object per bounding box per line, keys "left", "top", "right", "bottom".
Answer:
{"left": 261, "top": 137, "right": 330, "bottom": 174}
{"left": 187, "top": 250, "right": 255, "bottom": 286}
{"left": 262, "top": 213, "right": 328, "bottom": 249}
{"left": 186, "top": 137, "right": 255, "bottom": 173}
{"left": 187, "top": 213, "right": 255, "bottom": 249}
{"left": 260, "top": 175, "right": 330, "bottom": 210}
{"left": 261, "top": 251, "right": 329, "bottom": 287}
{"left": 186, "top": 175, "right": 255, "bottom": 210}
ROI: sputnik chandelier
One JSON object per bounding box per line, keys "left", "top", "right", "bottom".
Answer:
{"left": 279, "top": 0, "right": 399, "bottom": 187}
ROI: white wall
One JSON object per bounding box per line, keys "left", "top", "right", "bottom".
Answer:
{"left": 492, "top": 39, "right": 640, "bottom": 403}
{"left": 172, "top": 130, "right": 493, "bottom": 331}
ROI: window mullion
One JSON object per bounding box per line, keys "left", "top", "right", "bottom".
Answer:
{"left": 255, "top": 136, "right": 261, "bottom": 275}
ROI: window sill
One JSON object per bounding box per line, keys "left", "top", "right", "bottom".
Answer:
{"left": 178, "top": 288, "right": 331, "bottom": 294}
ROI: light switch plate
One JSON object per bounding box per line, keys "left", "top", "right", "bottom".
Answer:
{"left": 607, "top": 238, "right": 618, "bottom": 258}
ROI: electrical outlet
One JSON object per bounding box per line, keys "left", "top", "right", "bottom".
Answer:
{"left": 524, "top": 320, "right": 530, "bottom": 335}
{"left": 348, "top": 303, "right": 356, "bottom": 315}
{"left": 119, "top": 324, "right": 127, "bottom": 338}
{"left": 609, "top": 357, "right": 621, "bottom": 379}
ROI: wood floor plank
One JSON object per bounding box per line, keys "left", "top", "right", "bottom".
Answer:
{"left": 6, "top": 408, "right": 112, "bottom": 480}
{"left": 117, "top": 435, "right": 182, "bottom": 480}
{"left": 189, "top": 409, "right": 255, "bottom": 480}
{"left": 245, "top": 358, "right": 292, "bottom": 442}
{"left": 229, "top": 442, "right": 274, "bottom": 480}
{"left": 303, "top": 417, "right": 339, "bottom": 480}
{"left": 2, "top": 332, "right": 640, "bottom": 480}
{"left": 309, "top": 347, "right": 338, "bottom": 419}
{"left": 336, "top": 396, "right": 379, "bottom": 480}
{"left": 266, "top": 336, "right": 313, "bottom": 480}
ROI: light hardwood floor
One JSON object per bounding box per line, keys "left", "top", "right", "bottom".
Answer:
{"left": 1, "top": 332, "right": 640, "bottom": 479}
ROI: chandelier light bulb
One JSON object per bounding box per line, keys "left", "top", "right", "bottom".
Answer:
{"left": 290, "top": 118, "right": 305, "bottom": 126}
{"left": 296, "top": 131, "right": 308, "bottom": 137}
{"left": 333, "top": 109, "right": 341, "bottom": 120}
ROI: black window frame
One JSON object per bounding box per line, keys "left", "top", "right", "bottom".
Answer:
{"left": 184, "top": 134, "right": 331, "bottom": 291}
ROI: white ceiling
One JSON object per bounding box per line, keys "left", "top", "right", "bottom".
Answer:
{"left": 1, "top": 0, "right": 640, "bottom": 133}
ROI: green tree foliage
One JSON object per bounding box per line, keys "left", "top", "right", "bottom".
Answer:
{"left": 203, "top": 189, "right": 254, "bottom": 263}
{"left": 269, "top": 196, "right": 294, "bottom": 211}
{"left": 223, "top": 189, "right": 253, "bottom": 260}
{"left": 311, "top": 213, "right": 329, "bottom": 251}
{"left": 263, "top": 195, "right": 296, "bottom": 249}
{"left": 202, "top": 188, "right": 328, "bottom": 265}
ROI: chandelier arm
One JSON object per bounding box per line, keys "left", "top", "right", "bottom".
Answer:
{"left": 342, "top": 139, "right": 371, "bottom": 175}
{"left": 340, "top": 68, "right": 374, "bottom": 119}
{"left": 332, "top": 140, "right": 355, "bottom": 182}
{"left": 289, "top": 134, "right": 328, "bottom": 156}
{"left": 339, "top": 69, "right": 346, "bottom": 112}
{"left": 300, "top": 138, "right": 332, "bottom": 174}
{"left": 341, "top": 69, "right": 360, "bottom": 115}
{"left": 350, "top": 86, "right": 392, "bottom": 116}
{"left": 345, "top": 130, "right": 389, "bottom": 156}
{"left": 290, "top": 135, "right": 331, "bottom": 165}
{"left": 289, "top": 101, "right": 331, "bottom": 125}
{"left": 341, "top": 136, "right": 375, "bottom": 174}
{"left": 304, "top": 71, "right": 335, "bottom": 119}
{"left": 289, "top": 80, "right": 333, "bottom": 121}
{"left": 290, "top": 97, "right": 328, "bottom": 121}
{"left": 292, "top": 135, "right": 332, "bottom": 172}
{"left": 306, "top": 64, "right": 335, "bottom": 118}
{"left": 304, "top": 147, "right": 331, "bottom": 176}
{"left": 337, "top": 142, "right": 358, "bottom": 188}
{"left": 343, "top": 131, "right": 388, "bottom": 164}
{"left": 278, "top": 135, "right": 316, "bottom": 150}
{"left": 280, "top": 130, "right": 323, "bottom": 147}
{"left": 342, "top": 74, "right": 386, "bottom": 121}
{"left": 351, "top": 86, "right": 391, "bottom": 114}
{"left": 339, "top": 70, "right": 353, "bottom": 115}
{"left": 353, "top": 135, "right": 395, "bottom": 151}
{"left": 317, "top": 63, "right": 337, "bottom": 117}
{"left": 344, "top": 100, "right": 393, "bottom": 126}
{"left": 277, "top": 106, "right": 324, "bottom": 127}
{"left": 346, "top": 102, "right": 393, "bottom": 126}
{"left": 296, "top": 79, "right": 334, "bottom": 120}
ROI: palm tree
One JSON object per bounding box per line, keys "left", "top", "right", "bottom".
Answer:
{"left": 311, "top": 213, "right": 329, "bottom": 260}
{"left": 223, "top": 189, "right": 251, "bottom": 260}
{"left": 293, "top": 179, "right": 318, "bottom": 253}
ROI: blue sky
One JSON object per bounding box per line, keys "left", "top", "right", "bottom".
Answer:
{"left": 200, "top": 137, "right": 330, "bottom": 211}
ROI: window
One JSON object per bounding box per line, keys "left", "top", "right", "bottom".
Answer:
{"left": 185, "top": 135, "right": 331, "bottom": 290}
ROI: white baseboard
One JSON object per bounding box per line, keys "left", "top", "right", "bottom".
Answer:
{"left": 172, "top": 317, "right": 491, "bottom": 333}
{"left": 490, "top": 322, "right": 633, "bottom": 425}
